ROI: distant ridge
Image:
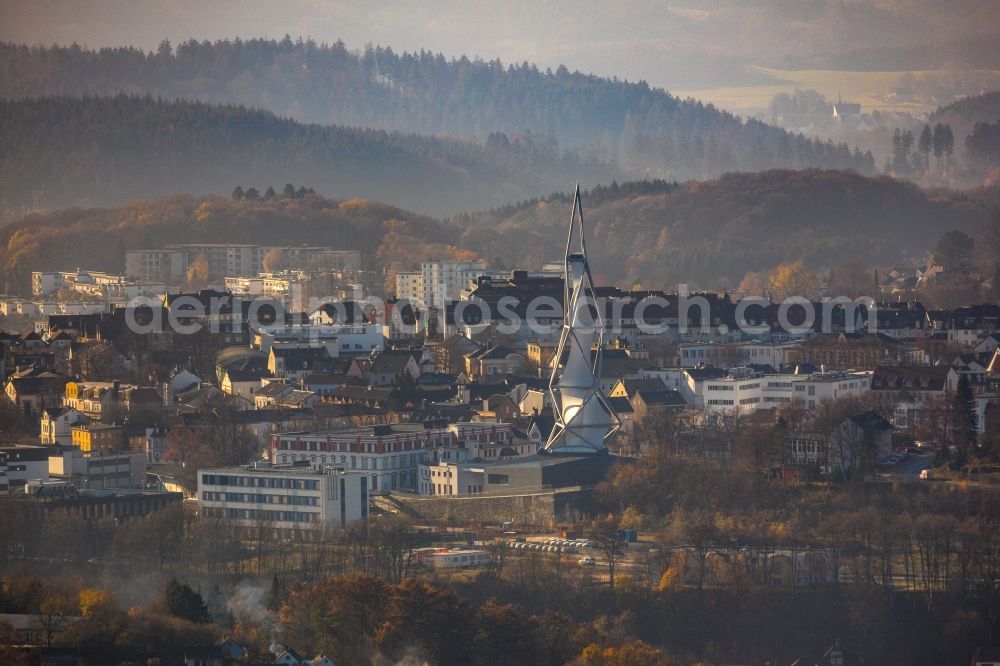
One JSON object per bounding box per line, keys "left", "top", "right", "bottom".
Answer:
{"left": 0, "top": 38, "right": 875, "bottom": 187}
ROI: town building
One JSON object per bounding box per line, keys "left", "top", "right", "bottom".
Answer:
{"left": 395, "top": 271, "right": 425, "bottom": 304}
{"left": 0, "top": 445, "right": 50, "bottom": 487}
{"left": 699, "top": 369, "right": 872, "bottom": 414}
{"left": 254, "top": 324, "right": 384, "bottom": 356}
{"left": 197, "top": 463, "right": 368, "bottom": 532}
{"left": 31, "top": 269, "right": 168, "bottom": 302}
{"left": 49, "top": 446, "right": 146, "bottom": 489}
{"left": 4, "top": 366, "right": 72, "bottom": 417}
{"left": 270, "top": 422, "right": 514, "bottom": 492}
{"left": 420, "top": 461, "right": 485, "bottom": 496}
{"left": 71, "top": 423, "right": 125, "bottom": 452}
{"left": 40, "top": 407, "right": 88, "bottom": 445}
{"left": 787, "top": 411, "right": 893, "bottom": 476}
{"left": 126, "top": 245, "right": 359, "bottom": 282}
{"left": 421, "top": 260, "right": 486, "bottom": 308}
{"left": 10, "top": 479, "right": 181, "bottom": 522}
{"left": 464, "top": 346, "right": 528, "bottom": 378}
{"left": 871, "top": 365, "right": 953, "bottom": 427}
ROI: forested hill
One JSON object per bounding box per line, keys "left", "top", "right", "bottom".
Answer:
{"left": 5, "top": 171, "right": 992, "bottom": 296}
{"left": 0, "top": 192, "right": 461, "bottom": 294}
{"left": 0, "top": 40, "right": 875, "bottom": 181}
{"left": 929, "top": 91, "right": 1000, "bottom": 148}
{"left": 0, "top": 95, "right": 621, "bottom": 218}
{"left": 931, "top": 92, "right": 1000, "bottom": 127}
{"left": 453, "top": 170, "right": 996, "bottom": 289}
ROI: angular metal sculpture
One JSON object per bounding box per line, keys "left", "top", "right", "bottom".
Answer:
{"left": 544, "top": 185, "right": 619, "bottom": 454}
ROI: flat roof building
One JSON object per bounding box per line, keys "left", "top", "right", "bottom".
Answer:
{"left": 198, "top": 462, "right": 369, "bottom": 532}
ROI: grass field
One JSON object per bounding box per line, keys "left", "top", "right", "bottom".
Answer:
{"left": 672, "top": 66, "right": 1000, "bottom": 116}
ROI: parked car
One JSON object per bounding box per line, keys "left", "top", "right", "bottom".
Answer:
{"left": 578, "top": 556, "right": 596, "bottom": 567}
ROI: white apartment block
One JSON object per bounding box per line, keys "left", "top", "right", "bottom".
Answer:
{"left": 421, "top": 261, "right": 485, "bottom": 308}
{"left": 419, "top": 461, "right": 486, "bottom": 496}
{"left": 679, "top": 342, "right": 798, "bottom": 369}
{"left": 703, "top": 375, "right": 765, "bottom": 412}
{"left": 32, "top": 270, "right": 167, "bottom": 302}
{"left": 788, "top": 372, "right": 872, "bottom": 410}
{"left": 126, "top": 245, "right": 360, "bottom": 283}
{"left": 48, "top": 448, "right": 146, "bottom": 489}
{"left": 270, "top": 422, "right": 513, "bottom": 492}
{"left": 395, "top": 271, "right": 425, "bottom": 304}
{"left": 198, "top": 463, "right": 368, "bottom": 531}
{"left": 254, "top": 323, "right": 384, "bottom": 356}
{"left": 701, "top": 370, "right": 872, "bottom": 414}
{"left": 281, "top": 248, "right": 361, "bottom": 272}
{"left": 125, "top": 249, "right": 185, "bottom": 283}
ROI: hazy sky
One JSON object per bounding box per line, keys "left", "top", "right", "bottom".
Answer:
{"left": 1, "top": 0, "right": 998, "bottom": 90}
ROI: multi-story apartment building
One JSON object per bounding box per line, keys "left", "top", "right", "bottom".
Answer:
{"left": 126, "top": 245, "right": 360, "bottom": 283}
{"left": 0, "top": 446, "right": 49, "bottom": 489}
{"left": 395, "top": 271, "right": 425, "bottom": 304}
{"left": 32, "top": 270, "right": 167, "bottom": 302}
{"left": 48, "top": 447, "right": 146, "bottom": 489}
{"left": 420, "top": 461, "right": 486, "bottom": 496}
{"left": 421, "top": 261, "right": 485, "bottom": 308}
{"left": 254, "top": 324, "right": 384, "bottom": 356}
{"left": 124, "top": 249, "right": 186, "bottom": 283}
{"left": 700, "top": 369, "right": 872, "bottom": 414}
{"left": 197, "top": 463, "right": 368, "bottom": 531}
{"left": 70, "top": 423, "right": 124, "bottom": 452}
{"left": 40, "top": 407, "right": 87, "bottom": 445}
{"left": 270, "top": 422, "right": 513, "bottom": 492}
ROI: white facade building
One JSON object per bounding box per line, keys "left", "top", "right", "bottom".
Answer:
{"left": 40, "top": 408, "right": 87, "bottom": 445}
{"left": 701, "top": 370, "right": 872, "bottom": 414}
{"left": 125, "top": 249, "right": 185, "bottom": 283}
{"left": 421, "top": 261, "right": 485, "bottom": 308}
{"left": 395, "top": 271, "right": 425, "bottom": 305}
{"left": 270, "top": 422, "right": 513, "bottom": 492}
{"left": 127, "top": 245, "right": 359, "bottom": 283}
{"left": 255, "top": 324, "right": 384, "bottom": 356}
{"left": 198, "top": 463, "right": 368, "bottom": 531}
{"left": 31, "top": 270, "right": 167, "bottom": 302}
{"left": 420, "top": 461, "right": 486, "bottom": 496}
{"left": 0, "top": 446, "right": 50, "bottom": 488}
{"left": 48, "top": 448, "right": 146, "bottom": 489}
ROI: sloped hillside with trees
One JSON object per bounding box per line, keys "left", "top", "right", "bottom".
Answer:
{"left": 6, "top": 171, "right": 992, "bottom": 296}
{"left": 0, "top": 95, "right": 620, "bottom": 218}
{"left": 930, "top": 91, "right": 1000, "bottom": 142}
{"left": 0, "top": 39, "right": 875, "bottom": 182}
{"left": 0, "top": 189, "right": 464, "bottom": 294}
{"left": 456, "top": 170, "right": 995, "bottom": 289}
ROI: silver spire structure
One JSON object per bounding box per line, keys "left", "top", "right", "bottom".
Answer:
{"left": 544, "top": 185, "right": 619, "bottom": 454}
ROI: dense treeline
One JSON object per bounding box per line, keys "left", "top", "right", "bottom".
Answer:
{"left": 929, "top": 91, "right": 1000, "bottom": 175}
{"left": 966, "top": 118, "right": 1000, "bottom": 170}
{"left": 930, "top": 91, "right": 1000, "bottom": 136}
{"left": 0, "top": 95, "right": 620, "bottom": 218}
{"left": 2, "top": 454, "right": 997, "bottom": 664}
{"left": 0, "top": 39, "right": 874, "bottom": 183}
{"left": 0, "top": 190, "right": 460, "bottom": 294}
{"left": 455, "top": 169, "right": 996, "bottom": 289}
{"left": 3, "top": 170, "right": 993, "bottom": 296}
